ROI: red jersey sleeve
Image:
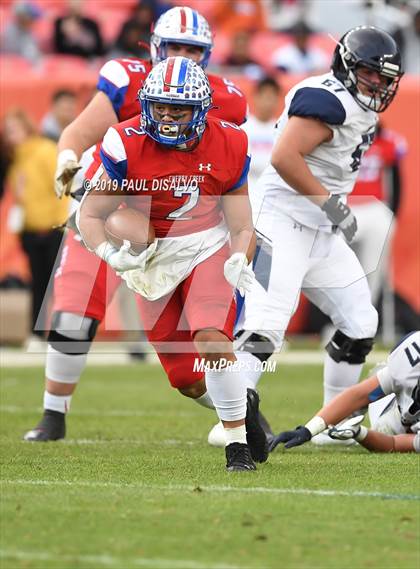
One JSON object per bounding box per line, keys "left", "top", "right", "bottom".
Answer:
{"left": 215, "top": 121, "right": 250, "bottom": 193}
{"left": 207, "top": 74, "right": 248, "bottom": 126}
{"left": 97, "top": 58, "right": 152, "bottom": 122}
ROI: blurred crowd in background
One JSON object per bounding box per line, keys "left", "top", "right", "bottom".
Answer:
{"left": 0, "top": 0, "right": 419, "bottom": 348}
{"left": 1, "top": 0, "right": 419, "bottom": 71}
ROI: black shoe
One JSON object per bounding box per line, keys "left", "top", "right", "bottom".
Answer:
{"left": 225, "top": 442, "right": 256, "bottom": 472}
{"left": 246, "top": 388, "right": 269, "bottom": 463}
{"left": 23, "top": 410, "right": 66, "bottom": 442}
{"left": 259, "top": 410, "right": 274, "bottom": 447}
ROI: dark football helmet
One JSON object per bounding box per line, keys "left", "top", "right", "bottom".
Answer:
{"left": 331, "top": 26, "right": 404, "bottom": 113}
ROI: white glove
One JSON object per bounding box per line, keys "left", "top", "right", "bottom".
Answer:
{"left": 55, "top": 149, "right": 82, "bottom": 198}
{"left": 224, "top": 252, "right": 255, "bottom": 296}
{"left": 95, "top": 240, "right": 156, "bottom": 272}
{"left": 328, "top": 415, "right": 365, "bottom": 441}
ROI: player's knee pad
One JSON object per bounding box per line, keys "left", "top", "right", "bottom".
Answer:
{"left": 45, "top": 345, "right": 87, "bottom": 384}
{"left": 47, "top": 311, "right": 99, "bottom": 355}
{"left": 326, "top": 330, "right": 374, "bottom": 365}
{"left": 234, "top": 330, "right": 276, "bottom": 363}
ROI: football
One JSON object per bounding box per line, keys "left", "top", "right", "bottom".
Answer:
{"left": 104, "top": 208, "right": 155, "bottom": 255}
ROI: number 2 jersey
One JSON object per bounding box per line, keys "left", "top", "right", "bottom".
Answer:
{"left": 252, "top": 72, "right": 378, "bottom": 232}
{"left": 93, "top": 116, "right": 249, "bottom": 300}
{"left": 99, "top": 116, "right": 249, "bottom": 238}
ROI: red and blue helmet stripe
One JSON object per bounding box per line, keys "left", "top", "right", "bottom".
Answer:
{"left": 151, "top": 7, "right": 213, "bottom": 68}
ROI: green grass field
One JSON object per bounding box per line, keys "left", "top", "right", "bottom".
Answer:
{"left": 1, "top": 362, "right": 419, "bottom": 569}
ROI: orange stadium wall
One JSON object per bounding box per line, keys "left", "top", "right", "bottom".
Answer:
{"left": 1, "top": 69, "right": 419, "bottom": 321}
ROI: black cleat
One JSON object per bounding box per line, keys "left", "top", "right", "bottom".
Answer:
{"left": 246, "top": 388, "right": 269, "bottom": 463}
{"left": 225, "top": 442, "right": 256, "bottom": 472}
{"left": 259, "top": 410, "right": 274, "bottom": 447}
{"left": 23, "top": 410, "right": 66, "bottom": 442}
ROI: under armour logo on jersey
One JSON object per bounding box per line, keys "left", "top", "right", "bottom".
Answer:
{"left": 199, "top": 163, "right": 212, "bottom": 171}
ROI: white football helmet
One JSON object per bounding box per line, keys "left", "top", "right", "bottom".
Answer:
{"left": 151, "top": 6, "right": 213, "bottom": 68}
{"left": 139, "top": 56, "right": 212, "bottom": 146}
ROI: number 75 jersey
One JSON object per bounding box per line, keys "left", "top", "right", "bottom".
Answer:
{"left": 96, "top": 115, "right": 250, "bottom": 238}
{"left": 255, "top": 72, "right": 378, "bottom": 231}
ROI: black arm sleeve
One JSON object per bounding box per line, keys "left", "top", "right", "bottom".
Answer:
{"left": 389, "top": 163, "right": 401, "bottom": 215}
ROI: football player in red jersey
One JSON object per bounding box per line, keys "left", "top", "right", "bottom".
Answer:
{"left": 77, "top": 57, "right": 266, "bottom": 471}
{"left": 24, "top": 7, "right": 250, "bottom": 444}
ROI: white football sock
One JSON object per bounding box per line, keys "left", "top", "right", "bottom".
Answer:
{"left": 43, "top": 391, "right": 72, "bottom": 414}
{"left": 323, "top": 353, "right": 363, "bottom": 405}
{"left": 224, "top": 424, "right": 247, "bottom": 446}
{"left": 205, "top": 361, "right": 247, "bottom": 422}
{"left": 45, "top": 345, "right": 86, "bottom": 383}
{"left": 234, "top": 351, "right": 263, "bottom": 390}
{"left": 194, "top": 391, "right": 215, "bottom": 410}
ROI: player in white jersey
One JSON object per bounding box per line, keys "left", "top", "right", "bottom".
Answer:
{"left": 269, "top": 331, "right": 420, "bottom": 453}
{"left": 208, "top": 26, "right": 404, "bottom": 447}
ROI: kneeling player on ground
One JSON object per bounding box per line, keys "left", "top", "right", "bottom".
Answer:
{"left": 270, "top": 331, "right": 420, "bottom": 453}
{"left": 77, "top": 57, "right": 269, "bottom": 471}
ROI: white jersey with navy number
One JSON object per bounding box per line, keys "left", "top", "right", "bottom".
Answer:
{"left": 377, "top": 331, "right": 420, "bottom": 436}
{"left": 253, "top": 72, "right": 378, "bottom": 231}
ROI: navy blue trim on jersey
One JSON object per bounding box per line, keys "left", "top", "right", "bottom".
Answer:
{"left": 289, "top": 87, "right": 346, "bottom": 125}
{"left": 97, "top": 76, "right": 129, "bottom": 119}
{"left": 100, "top": 147, "right": 127, "bottom": 186}
{"left": 390, "top": 331, "right": 418, "bottom": 355}
{"left": 226, "top": 155, "right": 251, "bottom": 193}
{"left": 253, "top": 234, "right": 272, "bottom": 292}
{"left": 368, "top": 385, "right": 386, "bottom": 403}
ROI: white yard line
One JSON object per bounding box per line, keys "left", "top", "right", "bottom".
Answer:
{"left": 0, "top": 405, "right": 195, "bottom": 418}
{"left": 1, "top": 478, "right": 417, "bottom": 502}
{"left": 62, "top": 438, "right": 199, "bottom": 446}
{"left": 0, "top": 549, "right": 241, "bottom": 569}
{"left": 0, "top": 348, "right": 389, "bottom": 367}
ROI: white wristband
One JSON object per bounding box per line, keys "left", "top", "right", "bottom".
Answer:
{"left": 57, "top": 149, "right": 78, "bottom": 167}
{"left": 305, "top": 416, "right": 327, "bottom": 437}
{"left": 355, "top": 425, "right": 368, "bottom": 442}
{"left": 94, "top": 241, "right": 114, "bottom": 261}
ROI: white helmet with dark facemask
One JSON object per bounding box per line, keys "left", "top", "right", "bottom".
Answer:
{"left": 151, "top": 7, "right": 213, "bottom": 68}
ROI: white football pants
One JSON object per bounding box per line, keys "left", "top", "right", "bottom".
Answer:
{"left": 242, "top": 210, "right": 378, "bottom": 347}
{"left": 350, "top": 200, "right": 394, "bottom": 305}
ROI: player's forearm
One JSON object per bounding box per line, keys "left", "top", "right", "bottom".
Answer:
{"left": 317, "top": 384, "right": 370, "bottom": 426}
{"left": 359, "top": 431, "right": 415, "bottom": 453}
{"left": 230, "top": 229, "right": 256, "bottom": 263}
{"left": 58, "top": 92, "right": 118, "bottom": 158}
{"left": 58, "top": 120, "right": 98, "bottom": 159}
{"left": 78, "top": 211, "right": 108, "bottom": 251}
{"left": 271, "top": 151, "right": 329, "bottom": 207}
{"left": 78, "top": 185, "right": 123, "bottom": 251}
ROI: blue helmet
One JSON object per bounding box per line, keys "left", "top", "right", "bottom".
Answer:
{"left": 139, "top": 56, "right": 212, "bottom": 147}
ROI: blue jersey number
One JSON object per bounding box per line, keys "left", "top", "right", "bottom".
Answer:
{"left": 350, "top": 129, "right": 375, "bottom": 172}
{"left": 405, "top": 340, "right": 420, "bottom": 367}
